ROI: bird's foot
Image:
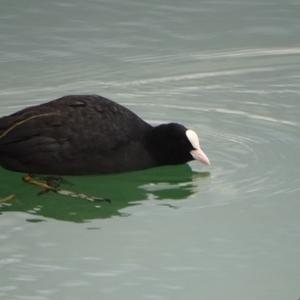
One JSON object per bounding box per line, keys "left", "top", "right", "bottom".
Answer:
{"left": 28, "top": 175, "right": 73, "bottom": 188}
{"left": 22, "top": 175, "right": 110, "bottom": 203}
{"left": 23, "top": 175, "right": 58, "bottom": 193}
{"left": 0, "top": 194, "right": 16, "bottom": 203}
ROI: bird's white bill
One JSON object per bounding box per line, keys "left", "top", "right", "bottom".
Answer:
{"left": 186, "top": 129, "right": 210, "bottom": 166}
{"left": 190, "top": 148, "right": 210, "bottom": 165}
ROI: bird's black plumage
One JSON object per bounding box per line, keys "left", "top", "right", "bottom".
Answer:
{"left": 0, "top": 95, "right": 197, "bottom": 175}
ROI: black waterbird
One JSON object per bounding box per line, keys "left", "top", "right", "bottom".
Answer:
{"left": 0, "top": 95, "right": 210, "bottom": 200}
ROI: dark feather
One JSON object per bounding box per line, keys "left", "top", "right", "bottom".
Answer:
{"left": 0, "top": 95, "right": 153, "bottom": 174}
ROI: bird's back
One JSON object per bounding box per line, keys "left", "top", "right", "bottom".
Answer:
{"left": 0, "top": 95, "right": 153, "bottom": 175}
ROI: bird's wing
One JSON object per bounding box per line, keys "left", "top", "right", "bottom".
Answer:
{"left": 0, "top": 95, "right": 150, "bottom": 161}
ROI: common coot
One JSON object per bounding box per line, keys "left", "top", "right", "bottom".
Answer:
{"left": 0, "top": 95, "right": 210, "bottom": 175}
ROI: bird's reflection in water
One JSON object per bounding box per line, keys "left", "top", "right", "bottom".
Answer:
{"left": 0, "top": 165, "right": 210, "bottom": 223}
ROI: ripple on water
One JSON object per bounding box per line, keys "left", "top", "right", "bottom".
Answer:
{"left": 127, "top": 101, "right": 300, "bottom": 205}
{"left": 0, "top": 45, "right": 299, "bottom": 206}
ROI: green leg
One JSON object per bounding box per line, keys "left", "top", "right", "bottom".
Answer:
{"left": 22, "top": 174, "right": 110, "bottom": 203}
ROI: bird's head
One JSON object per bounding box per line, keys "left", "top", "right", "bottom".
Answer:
{"left": 149, "top": 123, "right": 210, "bottom": 166}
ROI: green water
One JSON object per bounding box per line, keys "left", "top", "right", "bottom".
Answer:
{"left": 1, "top": 0, "right": 300, "bottom": 299}
{"left": 0, "top": 165, "right": 207, "bottom": 222}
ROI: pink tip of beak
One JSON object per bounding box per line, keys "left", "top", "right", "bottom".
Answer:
{"left": 190, "top": 148, "right": 210, "bottom": 166}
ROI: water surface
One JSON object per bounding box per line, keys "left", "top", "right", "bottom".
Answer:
{"left": 1, "top": 0, "right": 300, "bottom": 299}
